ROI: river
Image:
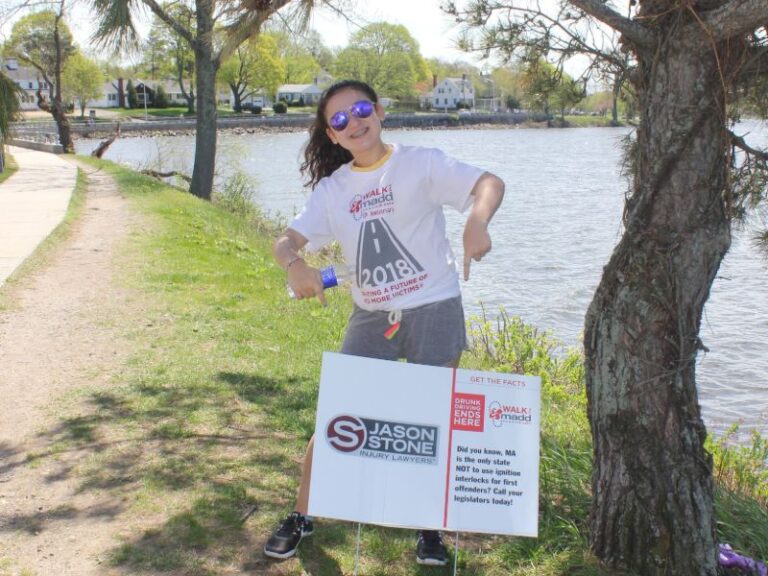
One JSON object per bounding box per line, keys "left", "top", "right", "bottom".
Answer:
{"left": 75, "top": 121, "right": 768, "bottom": 438}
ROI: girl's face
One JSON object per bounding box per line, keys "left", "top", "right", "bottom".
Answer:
{"left": 324, "top": 89, "right": 385, "bottom": 158}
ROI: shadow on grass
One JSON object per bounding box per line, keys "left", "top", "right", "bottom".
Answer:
{"left": 217, "top": 371, "right": 318, "bottom": 438}
{"left": 109, "top": 480, "right": 258, "bottom": 575}
{"left": 1, "top": 367, "right": 314, "bottom": 574}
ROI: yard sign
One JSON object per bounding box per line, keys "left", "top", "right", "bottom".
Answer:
{"left": 308, "top": 352, "right": 541, "bottom": 536}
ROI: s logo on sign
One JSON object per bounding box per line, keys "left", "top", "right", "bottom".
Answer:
{"left": 326, "top": 415, "right": 366, "bottom": 452}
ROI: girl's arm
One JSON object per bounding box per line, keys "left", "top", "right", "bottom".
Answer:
{"left": 273, "top": 228, "right": 328, "bottom": 306}
{"left": 463, "top": 172, "right": 505, "bottom": 281}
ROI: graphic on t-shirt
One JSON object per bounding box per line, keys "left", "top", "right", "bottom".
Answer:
{"left": 349, "top": 185, "right": 396, "bottom": 221}
{"left": 355, "top": 218, "right": 428, "bottom": 305}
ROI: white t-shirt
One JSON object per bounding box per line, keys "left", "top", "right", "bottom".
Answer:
{"left": 290, "top": 144, "right": 485, "bottom": 311}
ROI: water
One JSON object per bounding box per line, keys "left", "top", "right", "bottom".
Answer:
{"left": 75, "top": 121, "right": 768, "bottom": 437}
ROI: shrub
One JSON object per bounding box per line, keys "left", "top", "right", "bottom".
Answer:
{"left": 212, "top": 170, "right": 256, "bottom": 218}
{"left": 250, "top": 105, "right": 262, "bottom": 114}
{"left": 154, "top": 85, "right": 169, "bottom": 109}
{"left": 273, "top": 101, "right": 287, "bottom": 114}
{"left": 506, "top": 95, "right": 521, "bottom": 111}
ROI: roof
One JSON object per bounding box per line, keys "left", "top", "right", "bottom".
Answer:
{"left": 443, "top": 77, "right": 473, "bottom": 88}
{"left": 277, "top": 83, "right": 322, "bottom": 94}
{"left": 2, "top": 62, "right": 40, "bottom": 83}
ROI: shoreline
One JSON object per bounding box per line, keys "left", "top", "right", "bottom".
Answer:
{"left": 11, "top": 111, "right": 626, "bottom": 145}
{"left": 72, "top": 121, "right": 623, "bottom": 141}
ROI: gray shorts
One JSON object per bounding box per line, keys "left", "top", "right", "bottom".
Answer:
{"left": 340, "top": 296, "right": 467, "bottom": 367}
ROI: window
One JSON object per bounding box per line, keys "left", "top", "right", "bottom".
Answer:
{"left": 28, "top": 82, "right": 33, "bottom": 88}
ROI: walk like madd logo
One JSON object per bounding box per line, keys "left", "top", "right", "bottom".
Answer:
{"left": 325, "top": 415, "right": 439, "bottom": 465}
{"left": 488, "top": 401, "right": 533, "bottom": 427}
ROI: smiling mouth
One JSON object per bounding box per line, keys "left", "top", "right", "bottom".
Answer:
{"left": 350, "top": 127, "right": 368, "bottom": 138}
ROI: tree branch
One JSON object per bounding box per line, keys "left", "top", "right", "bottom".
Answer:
{"left": 141, "top": 169, "right": 192, "bottom": 183}
{"left": 216, "top": 0, "right": 297, "bottom": 63}
{"left": 704, "top": 0, "right": 768, "bottom": 41}
{"left": 730, "top": 129, "right": 768, "bottom": 161}
{"left": 568, "top": 0, "right": 656, "bottom": 48}
{"left": 140, "top": 0, "right": 196, "bottom": 47}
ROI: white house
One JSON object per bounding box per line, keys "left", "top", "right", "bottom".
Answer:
{"left": 430, "top": 76, "right": 475, "bottom": 110}
{"left": 1, "top": 58, "right": 47, "bottom": 111}
{"left": 275, "top": 83, "right": 323, "bottom": 105}
{"left": 88, "top": 80, "right": 126, "bottom": 108}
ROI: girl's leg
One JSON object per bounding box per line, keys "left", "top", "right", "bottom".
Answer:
{"left": 264, "top": 436, "right": 315, "bottom": 559}
{"left": 295, "top": 435, "right": 314, "bottom": 515}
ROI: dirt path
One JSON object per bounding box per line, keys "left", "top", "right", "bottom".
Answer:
{"left": 0, "top": 162, "right": 143, "bottom": 576}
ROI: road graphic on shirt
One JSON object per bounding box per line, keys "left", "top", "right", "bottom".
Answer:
{"left": 355, "top": 218, "right": 428, "bottom": 306}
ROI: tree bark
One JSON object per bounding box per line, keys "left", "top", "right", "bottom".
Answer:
{"left": 584, "top": 23, "right": 734, "bottom": 576}
{"left": 230, "top": 82, "right": 243, "bottom": 112}
{"left": 52, "top": 10, "right": 74, "bottom": 153}
{"left": 189, "top": 1, "right": 217, "bottom": 200}
{"left": 611, "top": 76, "right": 620, "bottom": 125}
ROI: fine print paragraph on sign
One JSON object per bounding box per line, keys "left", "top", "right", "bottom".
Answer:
{"left": 309, "top": 352, "right": 541, "bottom": 536}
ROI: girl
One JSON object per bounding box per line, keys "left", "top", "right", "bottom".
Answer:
{"left": 265, "top": 80, "right": 505, "bottom": 565}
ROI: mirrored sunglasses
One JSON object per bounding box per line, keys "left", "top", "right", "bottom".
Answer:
{"left": 329, "top": 100, "right": 375, "bottom": 132}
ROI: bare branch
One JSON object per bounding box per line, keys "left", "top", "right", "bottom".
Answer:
{"left": 568, "top": 0, "right": 656, "bottom": 48}
{"left": 140, "top": 0, "right": 195, "bottom": 46}
{"left": 704, "top": 0, "right": 768, "bottom": 41}
{"left": 730, "top": 129, "right": 768, "bottom": 161}
{"left": 141, "top": 168, "right": 192, "bottom": 183}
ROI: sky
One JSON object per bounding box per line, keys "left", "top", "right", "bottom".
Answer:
{"left": 1, "top": 1, "right": 478, "bottom": 67}
{"left": 309, "top": 1, "right": 473, "bottom": 63}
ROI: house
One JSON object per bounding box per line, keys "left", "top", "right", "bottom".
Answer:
{"left": 430, "top": 76, "right": 475, "bottom": 110}
{"left": 1, "top": 57, "right": 48, "bottom": 111}
{"left": 88, "top": 79, "right": 126, "bottom": 108}
{"left": 313, "top": 71, "right": 334, "bottom": 89}
{"left": 275, "top": 83, "right": 323, "bottom": 106}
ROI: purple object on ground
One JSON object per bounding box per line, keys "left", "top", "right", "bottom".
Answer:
{"left": 719, "top": 544, "right": 768, "bottom": 576}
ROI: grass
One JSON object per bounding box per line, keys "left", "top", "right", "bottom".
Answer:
{"left": 560, "top": 115, "right": 625, "bottom": 128}
{"left": 86, "top": 106, "right": 313, "bottom": 120}
{"left": 0, "top": 151, "right": 18, "bottom": 184}
{"left": 10, "top": 157, "right": 767, "bottom": 575}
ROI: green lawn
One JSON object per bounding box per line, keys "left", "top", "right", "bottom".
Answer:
{"left": 12, "top": 158, "right": 766, "bottom": 576}
{"left": 85, "top": 106, "right": 313, "bottom": 120}
{"left": 0, "top": 152, "right": 18, "bottom": 184}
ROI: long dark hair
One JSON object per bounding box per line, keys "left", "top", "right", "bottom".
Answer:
{"left": 301, "top": 80, "right": 379, "bottom": 189}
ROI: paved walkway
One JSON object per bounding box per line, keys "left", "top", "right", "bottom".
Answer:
{"left": 0, "top": 146, "right": 77, "bottom": 286}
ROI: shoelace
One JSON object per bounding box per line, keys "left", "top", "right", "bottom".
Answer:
{"left": 421, "top": 531, "right": 444, "bottom": 546}
{"left": 277, "top": 513, "right": 302, "bottom": 535}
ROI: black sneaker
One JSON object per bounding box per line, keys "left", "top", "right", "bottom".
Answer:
{"left": 416, "top": 530, "right": 449, "bottom": 566}
{"left": 263, "top": 512, "right": 314, "bottom": 559}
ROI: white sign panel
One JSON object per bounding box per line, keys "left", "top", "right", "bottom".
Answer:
{"left": 309, "top": 352, "right": 541, "bottom": 536}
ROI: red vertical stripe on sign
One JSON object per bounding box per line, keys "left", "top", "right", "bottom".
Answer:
{"left": 442, "top": 367, "right": 458, "bottom": 528}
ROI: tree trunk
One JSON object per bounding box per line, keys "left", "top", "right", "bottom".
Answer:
{"left": 611, "top": 77, "right": 620, "bottom": 125}
{"left": 51, "top": 100, "right": 73, "bottom": 152}
{"left": 52, "top": 12, "right": 73, "bottom": 153}
{"left": 230, "top": 82, "right": 242, "bottom": 112}
{"left": 189, "top": 3, "right": 217, "bottom": 200}
{"left": 177, "top": 71, "right": 195, "bottom": 115}
{"left": 584, "top": 25, "right": 733, "bottom": 576}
